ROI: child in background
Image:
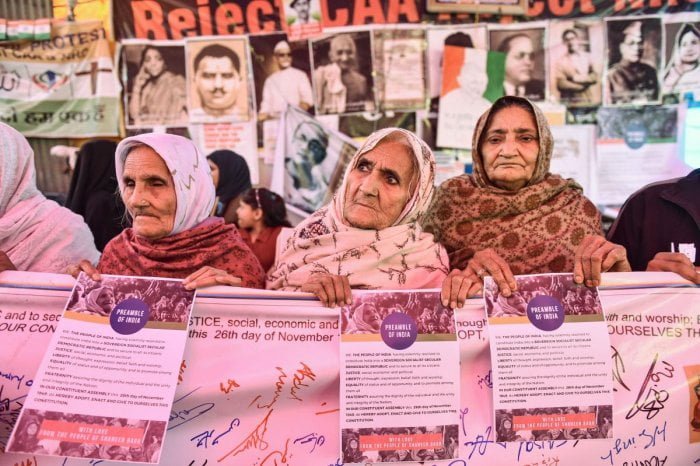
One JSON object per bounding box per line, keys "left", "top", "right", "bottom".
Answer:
{"left": 236, "top": 188, "right": 292, "bottom": 271}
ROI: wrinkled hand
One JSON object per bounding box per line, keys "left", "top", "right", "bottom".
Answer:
{"left": 66, "top": 260, "right": 101, "bottom": 280}
{"left": 441, "top": 268, "right": 482, "bottom": 309}
{"left": 0, "top": 251, "right": 16, "bottom": 273}
{"left": 574, "top": 235, "right": 631, "bottom": 287}
{"left": 465, "top": 249, "right": 517, "bottom": 297}
{"left": 647, "top": 252, "right": 700, "bottom": 284}
{"left": 300, "top": 274, "right": 351, "bottom": 308}
{"left": 183, "top": 266, "right": 243, "bottom": 290}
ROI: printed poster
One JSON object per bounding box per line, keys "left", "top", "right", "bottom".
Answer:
{"left": 437, "top": 46, "right": 505, "bottom": 149}
{"left": 282, "top": 0, "right": 323, "bottom": 42}
{"left": 0, "top": 20, "right": 119, "bottom": 137}
{"left": 188, "top": 121, "right": 259, "bottom": 184}
{"left": 484, "top": 273, "right": 614, "bottom": 442}
{"left": 596, "top": 106, "right": 689, "bottom": 204}
{"left": 6, "top": 273, "right": 195, "bottom": 463}
{"left": 426, "top": 24, "right": 488, "bottom": 113}
{"left": 372, "top": 28, "right": 427, "bottom": 111}
{"left": 340, "top": 291, "right": 461, "bottom": 463}
{"left": 271, "top": 105, "right": 357, "bottom": 215}
{"left": 661, "top": 13, "right": 700, "bottom": 102}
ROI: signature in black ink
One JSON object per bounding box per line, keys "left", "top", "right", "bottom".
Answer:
{"left": 625, "top": 354, "right": 674, "bottom": 420}
{"left": 168, "top": 387, "right": 215, "bottom": 431}
{"left": 611, "top": 345, "right": 630, "bottom": 392}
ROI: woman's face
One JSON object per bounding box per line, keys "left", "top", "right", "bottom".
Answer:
{"left": 343, "top": 139, "right": 416, "bottom": 230}
{"left": 503, "top": 419, "right": 512, "bottom": 429}
{"left": 349, "top": 438, "right": 359, "bottom": 450}
{"left": 143, "top": 48, "right": 165, "bottom": 77}
{"left": 363, "top": 305, "right": 381, "bottom": 330}
{"left": 679, "top": 31, "right": 700, "bottom": 66}
{"left": 480, "top": 106, "right": 539, "bottom": 192}
{"left": 236, "top": 201, "right": 260, "bottom": 230}
{"left": 27, "top": 422, "right": 39, "bottom": 436}
{"left": 97, "top": 288, "right": 115, "bottom": 312}
{"left": 122, "top": 146, "right": 177, "bottom": 240}
{"left": 207, "top": 159, "right": 220, "bottom": 188}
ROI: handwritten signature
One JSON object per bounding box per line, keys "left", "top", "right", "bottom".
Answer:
{"left": 190, "top": 418, "right": 241, "bottom": 448}
{"left": 218, "top": 409, "right": 273, "bottom": 461}
{"left": 625, "top": 354, "right": 674, "bottom": 420}
{"left": 294, "top": 432, "right": 325, "bottom": 453}
{"left": 168, "top": 387, "right": 215, "bottom": 431}
{"left": 611, "top": 345, "right": 630, "bottom": 392}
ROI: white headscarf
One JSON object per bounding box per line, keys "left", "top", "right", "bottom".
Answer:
{"left": 267, "top": 127, "right": 449, "bottom": 291}
{"left": 115, "top": 133, "right": 215, "bottom": 236}
{"left": 0, "top": 123, "right": 100, "bottom": 272}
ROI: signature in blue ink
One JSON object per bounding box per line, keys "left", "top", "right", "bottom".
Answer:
{"left": 294, "top": 432, "right": 325, "bottom": 453}
{"left": 169, "top": 387, "right": 215, "bottom": 431}
{"left": 61, "top": 458, "right": 104, "bottom": 465}
{"left": 600, "top": 422, "right": 667, "bottom": 466}
{"left": 463, "top": 425, "right": 507, "bottom": 459}
{"left": 190, "top": 418, "right": 241, "bottom": 448}
{"left": 0, "top": 369, "right": 32, "bottom": 391}
{"left": 625, "top": 354, "right": 673, "bottom": 421}
{"left": 459, "top": 407, "right": 469, "bottom": 437}
{"left": 516, "top": 439, "right": 570, "bottom": 462}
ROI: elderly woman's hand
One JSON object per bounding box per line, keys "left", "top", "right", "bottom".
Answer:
{"left": 646, "top": 252, "right": 700, "bottom": 284}
{"left": 301, "top": 274, "right": 352, "bottom": 308}
{"left": 66, "top": 260, "right": 101, "bottom": 280}
{"left": 465, "top": 249, "right": 517, "bottom": 297}
{"left": 441, "top": 268, "right": 482, "bottom": 309}
{"left": 573, "top": 235, "right": 631, "bottom": 287}
{"left": 0, "top": 251, "right": 17, "bottom": 273}
{"left": 183, "top": 266, "right": 243, "bottom": 290}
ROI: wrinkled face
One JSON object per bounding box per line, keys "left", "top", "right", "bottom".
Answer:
{"left": 363, "top": 306, "right": 381, "bottom": 330}
{"left": 195, "top": 56, "right": 241, "bottom": 113}
{"left": 143, "top": 48, "right": 165, "bottom": 77}
{"left": 620, "top": 33, "right": 643, "bottom": 63}
{"left": 505, "top": 36, "right": 534, "bottom": 85}
{"left": 97, "top": 288, "right": 115, "bottom": 312}
{"left": 330, "top": 38, "right": 356, "bottom": 71}
{"left": 274, "top": 46, "right": 293, "bottom": 69}
{"left": 207, "top": 159, "right": 220, "bottom": 188}
{"left": 480, "top": 106, "right": 539, "bottom": 191}
{"left": 122, "top": 145, "right": 177, "bottom": 240}
{"left": 236, "top": 201, "right": 260, "bottom": 230}
{"left": 679, "top": 31, "right": 700, "bottom": 65}
{"left": 343, "top": 139, "right": 416, "bottom": 230}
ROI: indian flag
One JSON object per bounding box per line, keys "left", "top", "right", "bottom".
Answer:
{"left": 437, "top": 45, "right": 505, "bottom": 149}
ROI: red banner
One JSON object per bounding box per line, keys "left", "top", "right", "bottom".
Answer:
{"left": 113, "top": 0, "right": 700, "bottom": 40}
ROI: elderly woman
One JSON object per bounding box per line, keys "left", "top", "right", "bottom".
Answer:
{"left": 423, "top": 96, "right": 630, "bottom": 307}
{"left": 0, "top": 123, "right": 100, "bottom": 273}
{"left": 267, "top": 127, "right": 449, "bottom": 306}
{"left": 73, "top": 133, "right": 264, "bottom": 289}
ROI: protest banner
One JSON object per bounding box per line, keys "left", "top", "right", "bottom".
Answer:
{"left": 0, "top": 271, "right": 698, "bottom": 464}
{"left": 0, "top": 21, "right": 120, "bottom": 138}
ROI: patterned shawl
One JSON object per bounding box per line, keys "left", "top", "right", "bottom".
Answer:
{"left": 0, "top": 123, "right": 100, "bottom": 272}
{"left": 101, "top": 133, "right": 264, "bottom": 288}
{"left": 422, "top": 97, "right": 601, "bottom": 274}
{"left": 267, "top": 128, "right": 449, "bottom": 291}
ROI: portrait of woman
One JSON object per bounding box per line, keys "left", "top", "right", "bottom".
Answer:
{"left": 127, "top": 44, "right": 188, "bottom": 127}
{"left": 662, "top": 23, "right": 700, "bottom": 98}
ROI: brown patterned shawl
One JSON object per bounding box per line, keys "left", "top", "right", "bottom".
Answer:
{"left": 422, "top": 97, "right": 601, "bottom": 275}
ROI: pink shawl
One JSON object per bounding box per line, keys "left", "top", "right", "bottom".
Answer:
{"left": 267, "top": 128, "right": 449, "bottom": 291}
{"left": 0, "top": 123, "right": 100, "bottom": 272}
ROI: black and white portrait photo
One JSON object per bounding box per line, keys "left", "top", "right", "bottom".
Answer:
{"left": 121, "top": 41, "right": 188, "bottom": 128}
{"left": 311, "top": 31, "right": 375, "bottom": 115}
{"left": 604, "top": 17, "right": 661, "bottom": 105}
{"left": 661, "top": 20, "right": 700, "bottom": 101}
{"left": 490, "top": 26, "right": 547, "bottom": 101}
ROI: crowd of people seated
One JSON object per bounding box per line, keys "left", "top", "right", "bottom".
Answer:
{"left": 0, "top": 95, "right": 697, "bottom": 302}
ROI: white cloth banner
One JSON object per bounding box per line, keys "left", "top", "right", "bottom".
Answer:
{"left": 0, "top": 271, "right": 699, "bottom": 465}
